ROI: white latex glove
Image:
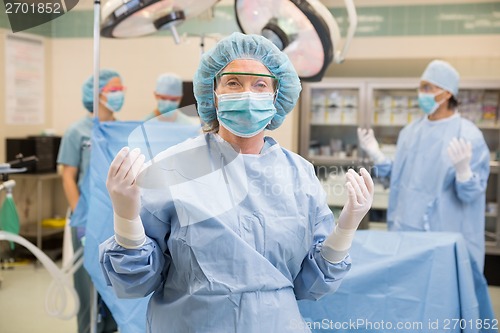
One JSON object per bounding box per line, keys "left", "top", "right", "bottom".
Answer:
{"left": 321, "top": 168, "right": 374, "bottom": 263}
{"left": 106, "top": 147, "right": 145, "bottom": 220}
{"left": 447, "top": 137, "right": 473, "bottom": 183}
{"left": 357, "top": 128, "right": 385, "bottom": 163}
{"left": 107, "top": 147, "right": 147, "bottom": 249}
{"left": 337, "top": 168, "right": 375, "bottom": 230}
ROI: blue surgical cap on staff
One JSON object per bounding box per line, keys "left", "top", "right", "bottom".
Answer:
{"left": 82, "top": 69, "right": 121, "bottom": 112}
{"left": 156, "top": 73, "right": 183, "bottom": 97}
{"left": 420, "top": 60, "right": 460, "bottom": 97}
{"left": 193, "top": 32, "right": 301, "bottom": 130}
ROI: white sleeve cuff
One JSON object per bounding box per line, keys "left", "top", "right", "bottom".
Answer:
{"left": 321, "top": 225, "right": 356, "bottom": 263}
{"left": 456, "top": 169, "right": 473, "bottom": 183}
{"left": 372, "top": 151, "right": 387, "bottom": 164}
{"left": 113, "top": 213, "right": 146, "bottom": 249}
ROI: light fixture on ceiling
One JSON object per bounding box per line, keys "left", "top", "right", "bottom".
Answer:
{"left": 234, "top": 0, "right": 357, "bottom": 81}
{"left": 100, "top": 0, "right": 219, "bottom": 43}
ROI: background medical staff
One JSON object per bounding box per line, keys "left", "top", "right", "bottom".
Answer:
{"left": 100, "top": 32, "right": 374, "bottom": 333}
{"left": 358, "top": 60, "right": 490, "bottom": 271}
{"left": 57, "top": 69, "right": 122, "bottom": 333}
{"left": 145, "top": 72, "right": 199, "bottom": 124}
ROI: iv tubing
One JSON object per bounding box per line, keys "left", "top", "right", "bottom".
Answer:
{"left": 0, "top": 231, "right": 82, "bottom": 320}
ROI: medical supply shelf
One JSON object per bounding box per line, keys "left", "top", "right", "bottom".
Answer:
{"left": 299, "top": 78, "right": 500, "bottom": 255}
{"left": 9, "top": 173, "right": 66, "bottom": 253}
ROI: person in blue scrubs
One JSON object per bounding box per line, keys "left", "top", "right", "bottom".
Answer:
{"left": 144, "top": 73, "right": 199, "bottom": 125}
{"left": 100, "top": 33, "right": 374, "bottom": 333}
{"left": 358, "top": 60, "right": 490, "bottom": 271}
{"left": 57, "top": 69, "right": 123, "bottom": 333}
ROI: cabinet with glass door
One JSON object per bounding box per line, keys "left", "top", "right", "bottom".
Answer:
{"left": 299, "top": 79, "right": 368, "bottom": 227}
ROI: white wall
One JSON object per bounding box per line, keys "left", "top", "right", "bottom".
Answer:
{"left": 50, "top": 36, "right": 217, "bottom": 130}
{"left": 347, "top": 35, "right": 500, "bottom": 62}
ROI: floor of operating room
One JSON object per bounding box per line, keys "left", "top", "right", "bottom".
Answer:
{"left": 0, "top": 260, "right": 498, "bottom": 333}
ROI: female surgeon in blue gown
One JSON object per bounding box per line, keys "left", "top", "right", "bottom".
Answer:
{"left": 100, "top": 32, "right": 374, "bottom": 333}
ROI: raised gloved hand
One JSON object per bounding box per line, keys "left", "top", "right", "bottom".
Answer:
{"left": 336, "top": 168, "right": 375, "bottom": 230}
{"left": 447, "top": 137, "right": 473, "bottom": 182}
{"left": 357, "top": 128, "right": 385, "bottom": 163}
{"left": 106, "top": 147, "right": 145, "bottom": 220}
{"left": 321, "top": 168, "right": 374, "bottom": 263}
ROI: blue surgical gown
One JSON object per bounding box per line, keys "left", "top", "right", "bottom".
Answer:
{"left": 100, "top": 133, "right": 350, "bottom": 333}
{"left": 375, "top": 114, "right": 490, "bottom": 270}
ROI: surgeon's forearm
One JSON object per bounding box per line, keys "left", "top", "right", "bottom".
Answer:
{"left": 372, "top": 159, "right": 392, "bottom": 179}
{"left": 455, "top": 173, "right": 487, "bottom": 202}
{"left": 113, "top": 213, "right": 146, "bottom": 249}
{"left": 320, "top": 225, "right": 356, "bottom": 264}
{"left": 455, "top": 164, "right": 473, "bottom": 183}
{"left": 61, "top": 170, "right": 80, "bottom": 211}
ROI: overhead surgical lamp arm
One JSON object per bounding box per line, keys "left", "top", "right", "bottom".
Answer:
{"left": 90, "top": 4, "right": 101, "bottom": 332}
{"left": 334, "top": 0, "right": 357, "bottom": 64}
{"left": 93, "top": 0, "right": 101, "bottom": 120}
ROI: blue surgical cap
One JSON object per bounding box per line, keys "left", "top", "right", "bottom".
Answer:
{"left": 82, "top": 69, "right": 121, "bottom": 112}
{"left": 193, "top": 32, "right": 301, "bottom": 130}
{"left": 421, "top": 60, "right": 460, "bottom": 97}
{"left": 156, "top": 73, "right": 183, "bottom": 96}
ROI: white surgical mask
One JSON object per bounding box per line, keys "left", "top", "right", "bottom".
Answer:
{"left": 418, "top": 90, "right": 444, "bottom": 115}
{"left": 101, "top": 91, "right": 125, "bottom": 112}
{"left": 158, "top": 100, "right": 179, "bottom": 115}
{"left": 215, "top": 91, "right": 276, "bottom": 138}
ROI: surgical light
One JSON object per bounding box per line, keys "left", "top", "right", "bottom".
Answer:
{"left": 100, "top": 0, "right": 219, "bottom": 42}
{"left": 234, "top": 0, "right": 357, "bottom": 82}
